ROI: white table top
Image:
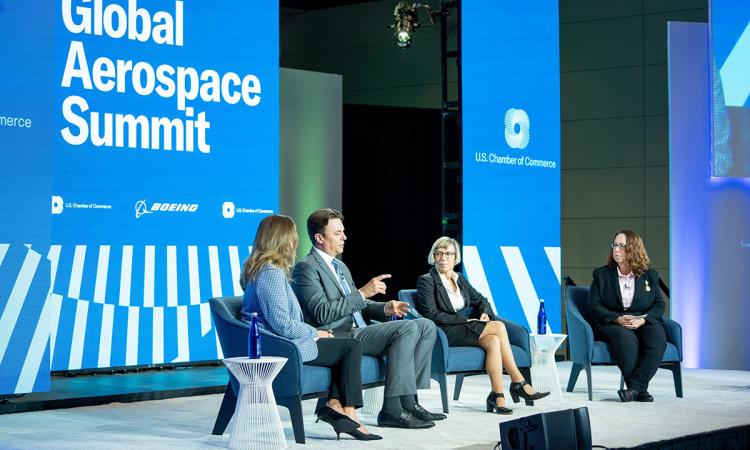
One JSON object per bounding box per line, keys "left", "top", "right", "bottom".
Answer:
{"left": 223, "top": 356, "right": 288, "bottom": 365}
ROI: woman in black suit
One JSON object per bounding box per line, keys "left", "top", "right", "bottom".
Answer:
{"left": 588, "top": 229, "right": 666, "bottom": 402}
{"left": 415, "top": 237, "right": 548, "bottom": 414}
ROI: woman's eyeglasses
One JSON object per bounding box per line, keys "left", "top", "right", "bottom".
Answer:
{"left": 610, "top": 243, "right": 627, "bottom": 250}
{"left": 434, "top": 251, "right": 456, "bottom": 258}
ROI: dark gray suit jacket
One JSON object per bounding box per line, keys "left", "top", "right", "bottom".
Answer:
{"left": 588, "top": 265, "right": 665, "bottom": 325}
{"left": 291, "top": 249, "right": 387, "bottom": 335}
{"left": 415, "top": 267, "right": 495, "bottom": 325}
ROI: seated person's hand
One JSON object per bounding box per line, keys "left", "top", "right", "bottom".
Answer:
{"left": 359, "top": 274, "right": 391, "bottom": 298}
{"left": 317, "top": 330, "right": 334, "bottom": 339}
{"left": 614, "top": 316, "right": 632, "bottom": 327}
{"left": 385, "top": 300, "right": 410, "bottom": 318}
{"left": 479, "top": 313, "right": 491, "bottom": 322}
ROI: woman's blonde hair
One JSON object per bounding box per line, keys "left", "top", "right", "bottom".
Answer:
{"left": 243, "top": 215, "right": 298, "bottom": 282}
{"left": 607, "top": 229, "right": 650, "bottom": 276}
{"left": 427, "top": 236, "right": 462, "bottom": 265}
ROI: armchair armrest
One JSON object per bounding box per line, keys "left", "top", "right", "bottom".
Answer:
{"left": 499, "top": 318, "right": 530, "bottom": 355}
{"left": 565, "top": 303, "right": 594, "bottom": 365}
{"left": 430, "top": 326, "right": 450, "bottom": 374}
{"left": 662, "top": 317, "right": 683, "bottom": 361}
{"left": 260, "top": 330, "right": 305, "bottom": 397}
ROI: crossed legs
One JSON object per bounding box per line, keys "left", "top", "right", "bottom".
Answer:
{"left": 477, "top": 320, "right": 536, "bottom": 407}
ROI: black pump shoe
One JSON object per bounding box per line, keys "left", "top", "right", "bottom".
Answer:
{"left": 486, "top": 392, "right": 513, "bottom": 415}
{"left": 316, "top": 406, "right": 359, "bottom": 439}
{"left": 509, "top": 380, "right": 550, "bottom": 406}
{"left": 343, "top": 429, "right": 383, "bottom": 441}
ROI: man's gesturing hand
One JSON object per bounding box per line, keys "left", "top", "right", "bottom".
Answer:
{"left": 385, "top": 300, "right": 411, "bottom": 318}
{"left": 359, "top": 274, "right": 391, "bottom": 298}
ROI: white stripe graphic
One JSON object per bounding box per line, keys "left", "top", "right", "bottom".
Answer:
{"left": 200, "top": 302, "right": 212, "bottom": 336}
{"left": 119, "top": 246, "right": 133, "bottom": 306}
{"left": 93, "top": 245, "right": 110, "bottom": 304}
{"left": 500, "top": 246, "right": 549, "bottom": 331}
{"left": 461, "top": 246, "right": 498, "bottom": 315}
{"left": 15, "top": 290, "right": 55, "bottom": 393}
{"left": 68, "top": 299, "right": 89, "bottom": 370}
{"left": 188, "top": 246, "right": 201, "bottom": 306}
{"left": 173, "top": 305, "right": 189, "bottom": 363}
{"left": 208, "top": 246, "right": 222, "bottom": 297}
{"left": 167, "top": 246, "right": 178, "bottom": 307}
{"left": 97, "top": 304, "right": 115, "bottom": 368}
{"left": 48, "top": 294, "right": 63, "bottom": 368}
{"left": 67, "top": 245, "right": 87, "bottom": 299}
{"left": 719, "top": 21, "right": 750, "bottom": 106}
{"left": 215, "top": 330, "right": 224, "bottom": 360}
{"left": 152, "top": 307, "right": 164, "bottom": 364}
{"left": 125, "top": 306, "right": 139, "bottom": 366}
{"left": 229, "top": 246, "right": 243, "bottom": 295}
{"left": 543, "top": 247, "right": 562, "bottom": 284}
{"left": 0, "top": 243, "right": 9, "bottom": 266}
{"left": 0, "top": 248, "right": 41, "bottom": 364}
{"left": 248, "top": 246, "right": 253, "bottom": 258}
{"left": 144, "top": 246, "right": 155, "bottom": 307}
{"left": 47, "top": 246, "right": 61, "bottom": 297}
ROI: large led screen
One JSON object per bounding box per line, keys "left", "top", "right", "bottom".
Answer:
{"left": 711, "top": 0, "right": 750, "bottom": 177}
{"left": 461, "top": 2, "right": 561, "bottom": 331}
{"left": 1, "top": 0, "right": 279, "bottom": 392}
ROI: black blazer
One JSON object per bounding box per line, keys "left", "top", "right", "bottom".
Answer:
{"left": 415, "top": 267, "right": 495, "bottom": 326}
{"left": 588, "top": 265, "right": 665, "bottom": 325}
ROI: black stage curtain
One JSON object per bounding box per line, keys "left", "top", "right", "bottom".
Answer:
{"left": 340, "top": 104, "right": 443, "bottom": 301}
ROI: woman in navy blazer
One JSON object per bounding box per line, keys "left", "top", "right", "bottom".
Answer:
{"left": 242, "top": 215, "right": 380, "bottom": 440}
{"left": 416, "top": 236, "right": 548, "bottom": 415}
{"left": 588, "top": 229, "right": 666, "bottom": 402}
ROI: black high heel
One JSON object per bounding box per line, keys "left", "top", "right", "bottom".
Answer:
{"left": 486, "top": 392, "right": 513, "bottom": 415}
{"left": 343, "top": 429, "right": 383, "bottom": 441}
{"left": 509, "top": 380, "right": 550, "bottom": 406}
{"left": 315, "top": 406, "right": 359, "bottom": 439}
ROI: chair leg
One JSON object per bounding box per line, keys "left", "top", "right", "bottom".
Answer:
{"left": 566, "top": 363, "right": 583, "bottom": 393}
{"left": 212, "top": 382, "right": 237, "bottom": 435}
{"left": 667, "top": 363, "right": 683, "bottom": 398}
{"left": 619, "top": 375, "right": 624, "bottom": 390}
{"left": 453, "top": 374, "right": 465, "bottom": 401}
{"left": 434, "top": 373, "right": 449, "bottom": 414}
{"left": 585, "top": 364, "right": 593, "bottom": 401}
{"left": 283, "top": 396, "right": 306, "bottom": 444}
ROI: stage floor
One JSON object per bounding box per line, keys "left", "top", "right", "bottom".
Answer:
{"left": 1, "top": 362, "right": 748, "bottom": 449}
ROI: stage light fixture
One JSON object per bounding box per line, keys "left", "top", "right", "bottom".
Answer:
{"left": 390, "top": 1, "right": 436, "bottom": 49}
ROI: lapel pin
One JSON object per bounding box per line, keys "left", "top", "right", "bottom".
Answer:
{"left": 645, "top": 280, "right": 651, "bottom": 292}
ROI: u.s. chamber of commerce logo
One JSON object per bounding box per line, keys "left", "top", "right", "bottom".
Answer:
{"left": 52, "top": 195, "right": 112, "bottom": 214}
{"left": 222, "top": 201, "right": 273, "bottom": 219}
{"left": 135, "top": 199, "right": 198, "bottom": 219}
{"left": 504, "top": 108, "right": 530, "bottom": 149}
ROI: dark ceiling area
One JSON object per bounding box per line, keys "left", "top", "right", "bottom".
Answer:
{"left": 280, "top": 0, "right": 379, "bottom": 12}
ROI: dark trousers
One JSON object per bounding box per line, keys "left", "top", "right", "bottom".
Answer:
{"left": 595, "top": 321, "right": 667, "bottom": 392}
{"left": 304, "top": 337, "right": 363, "bottom": 408}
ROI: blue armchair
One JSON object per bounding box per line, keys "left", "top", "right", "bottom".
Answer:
{"left": 397, "top": 289, "right": 532, "bottom": 413}
{"left": 209, "top": 296, "right": 386, "bottom": 444}
{"left": 564, "top": 285, "right": 683, "bottom": 400}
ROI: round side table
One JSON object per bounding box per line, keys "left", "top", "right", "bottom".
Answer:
{"left": 223, "top": 357, "right": 288, "bottom": 450}
{"left": 529, "top": 333, "right": 567, "bottom": 402}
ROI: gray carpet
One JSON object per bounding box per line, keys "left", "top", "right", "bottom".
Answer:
{"left": 1, "top": 362, "right": 748, "bottom": 449}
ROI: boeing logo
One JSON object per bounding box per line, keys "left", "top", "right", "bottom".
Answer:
{"left": 135, "top": 200, "right": 198, "bottom": 219}
{"left": 504, "top": 108, "right": 530, "bottom": 149}
{"left": 134, "top": 200, "right": 152, "bottom": 219}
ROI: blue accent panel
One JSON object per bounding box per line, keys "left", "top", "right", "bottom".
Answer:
{"left": 51, "top": 297, "right": 76, "bottom": 371}
{"left": 109, "top": 305, "right": 130, "bottom": 367}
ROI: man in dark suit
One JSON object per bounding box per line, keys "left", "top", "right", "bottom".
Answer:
{"left": 292, "top": 208, "right": 445, "bottom": 428}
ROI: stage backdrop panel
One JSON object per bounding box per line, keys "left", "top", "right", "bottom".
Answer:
{"left": 461, "top": 3, "right": 561, "bottom": 331}
{"left": 0, "top": 3, "right": 54, "bottom": 395}
{"left": 669, "top": 21, "right": 750, "bottom": 370}
{"left": 0, "top": 0, "right": 279, "bottom": 377}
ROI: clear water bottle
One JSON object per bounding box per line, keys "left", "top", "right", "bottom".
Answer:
{"left": 536, "top": 299, "right": 547, "bottom": 335}
{"left": 249, "top": 312, "right": 261, "bottom": 359}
